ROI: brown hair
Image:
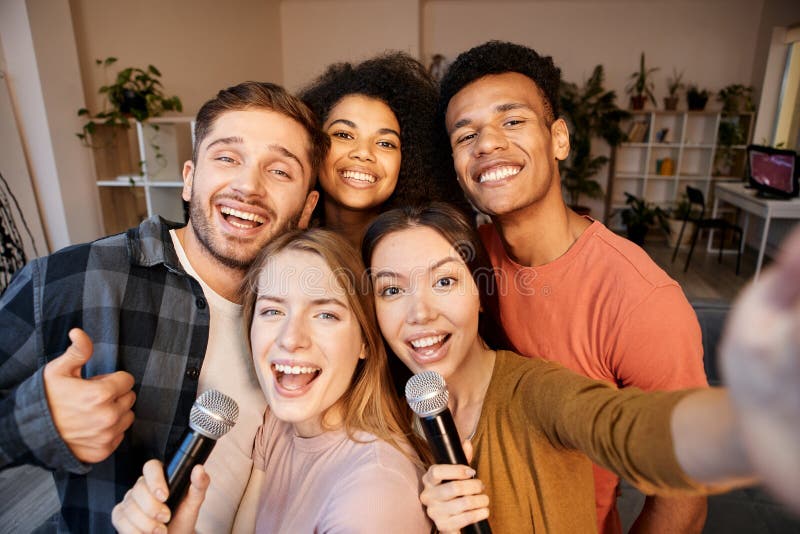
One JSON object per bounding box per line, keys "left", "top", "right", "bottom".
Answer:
{"left": 241, "top": 227, "right": 429, "bottom": 466}
{"left": 193, "top": 81, "right": 330, "bottom": 179}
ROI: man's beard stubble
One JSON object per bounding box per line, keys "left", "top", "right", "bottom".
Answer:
{"left": 188, "top": 190, "right": 302, "bottom": 271}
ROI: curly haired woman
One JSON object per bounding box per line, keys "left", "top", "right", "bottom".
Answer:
{"left": 299, "top": 52, "right": 469, "bottom": 248}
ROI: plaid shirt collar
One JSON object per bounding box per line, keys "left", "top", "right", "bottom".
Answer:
{"left": 127, "top": 216, "right": 186, "bottom": 272}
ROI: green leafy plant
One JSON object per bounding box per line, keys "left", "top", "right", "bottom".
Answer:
{"left": 715, "top": 118, "right": 748, "bottom": 175}
{"left": 77, "top": 57, "right": 182, "bottom": 145}
{"left": 559, "top": 65, "right": 630, "bottom": 211}
{"left": 668, "top": 193, "right": 692, "bottom": 220}
{"left": 717, "top": 84, "right": 755, "bottom": 113}
{"left": 663, "top": 68, "right": 684, "bottom": 111}
{"left": 620, "top": 192, "right": 669, "bottom": 245}
{"left": 686, "top": 85, "right": 710, "bottom": 111}
{"left": 625, "top": 52, "right": 659, "bottom": 109}
{"left": 666, "top": 68, "right": 684, "bottom": 98}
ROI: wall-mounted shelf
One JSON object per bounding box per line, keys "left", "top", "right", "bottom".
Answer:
{"left": 608, "top": 110, "right": 754, "bottom": 228}
{"left": 91, "top": 116, "right": 194, "bottom": 234}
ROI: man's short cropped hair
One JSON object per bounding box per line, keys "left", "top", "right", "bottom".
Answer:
{"left": 438, "top": 41, "right": 562, "bottom": 126}
{"left": 193, "top": 81, "right": 329, "bottom": 178}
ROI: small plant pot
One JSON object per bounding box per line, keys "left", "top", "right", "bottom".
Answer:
{"left": 115, "top": 89, "right": 147, "bottom": 116}
{"left": 663, "top": 96, "right": 679, "bottom": 111}
{"left": 630, "top": 95, "right": 647, "bottom": 110}
{"left": 687, "top": 93, "right": 708, "bottom": 111}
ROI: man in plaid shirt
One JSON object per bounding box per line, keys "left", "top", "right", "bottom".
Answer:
{"left": 0, "top": 81, "right": 327, "bottom": 532}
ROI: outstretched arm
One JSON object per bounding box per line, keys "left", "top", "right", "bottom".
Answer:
{"left": 673, "top": 225, "right": 800, "bottom": 511}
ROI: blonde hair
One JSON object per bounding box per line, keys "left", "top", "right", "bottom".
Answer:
{"left": 241, "top": 228, "right": 428, "bottom": 466}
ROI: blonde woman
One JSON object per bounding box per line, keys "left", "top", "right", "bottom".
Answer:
{"left": 112, "top": 229, "right": 430, "bottom": 533}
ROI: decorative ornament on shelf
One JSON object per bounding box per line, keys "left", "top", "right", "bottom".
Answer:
{"left": 625, "top": 52, "right": 659, "bottom": 110}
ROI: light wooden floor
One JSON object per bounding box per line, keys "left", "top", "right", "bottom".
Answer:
{"left": 642, "top": 232, "right": 756, "bottom": 302}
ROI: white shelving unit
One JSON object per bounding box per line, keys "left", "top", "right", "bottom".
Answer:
{"left": 94, "top": 116, "right": 194, "bottom": 234}
{"left": 609, "top": 110, "right": 754, "bottom": 227}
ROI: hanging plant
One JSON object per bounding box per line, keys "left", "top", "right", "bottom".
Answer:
{"left": 76, "top": 57, "right": 182, "bottom": 145}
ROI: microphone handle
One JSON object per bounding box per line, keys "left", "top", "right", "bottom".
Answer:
{"left": 418, "top": 411, "right": 492, "bottom": 534}
{"left": 165, "top": 430, "right": 216, "bottom": 510}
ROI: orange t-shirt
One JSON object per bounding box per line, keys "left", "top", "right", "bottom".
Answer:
{"left": 479, "top": 220, "right": 708, "bottom": 533}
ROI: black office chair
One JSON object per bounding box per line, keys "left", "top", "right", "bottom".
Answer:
{"left": 671, "top": 185, "right": 743, "bottom": 275}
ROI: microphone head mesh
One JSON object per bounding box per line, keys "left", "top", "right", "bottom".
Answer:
{"left": 189, "top": 389, "right": 239, "bottom": 439}
{"left": 405, "top": 371, "right": 449, "bottom": 417}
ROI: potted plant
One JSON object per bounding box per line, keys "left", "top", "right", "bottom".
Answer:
{"left": 714, "top": 118, "right": 748, "bottom": 176}
{"left": 717, "top": 84, "right": 755, "bottom": 113}
{"left": 77, "top": 57, "right": 183, "bottom": 145}
{"left": 625, "top": 52, "right": 659, "bottom": 110}
{"left": 560, "top": 65, "right": 630, "bottom": 214}
{"left": 686, "top": 85, "right": 710, "bottom": 111}
{"left": 620, "top": 192, "right": 669, "bottom": 246}
{"left": 663, "top": 68, "right": 684, "bottom": 111}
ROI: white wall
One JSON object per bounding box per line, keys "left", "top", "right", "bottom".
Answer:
{"left": 280, "top": 0, "right": 420, "bottom": 91}
{"left": 7, "top": 0, "right": 800, "bottom": 250}
{"left": 0, "top": 0, "right": 103, "bottom": 250}
{"left": 0, "top": 52, "right": 49, "bottom": 260}
{"left": 423, "top": 0, "right": 768, "bottom": 217}
{"left": 70, "top": 0, "right": 285, "bottom": 116}
{"left": 424, "top": 0, "right": 763, "bottom": 104}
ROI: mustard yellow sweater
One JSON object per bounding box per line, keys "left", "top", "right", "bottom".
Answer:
{"left": 472, "top": 351, "right": 703, "bottom": 533}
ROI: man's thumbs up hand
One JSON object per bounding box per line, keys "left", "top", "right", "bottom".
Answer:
{"left": 43, "top": 328, "right": 136, "bottom": 463}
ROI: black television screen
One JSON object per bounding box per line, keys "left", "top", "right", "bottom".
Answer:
{"left": 747, "top": 144, "right": 799, "bottom": 198}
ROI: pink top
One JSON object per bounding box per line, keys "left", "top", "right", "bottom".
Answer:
{"left": 252, "top": 412, "right": 429, "bottom": 533}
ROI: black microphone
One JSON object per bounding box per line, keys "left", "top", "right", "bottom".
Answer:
{"left": 406, "top": 371, "right": 491, "bottom": 534}
{"left": 165, "top": 389, "right": 239, "bottom": 510}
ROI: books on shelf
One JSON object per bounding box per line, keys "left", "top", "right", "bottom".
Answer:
{"left": 626, "top": 120, "right": 650, "bottom": 143}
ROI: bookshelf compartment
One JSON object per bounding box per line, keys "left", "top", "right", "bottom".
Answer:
{"left": 683, "top": 113, "right": 719, "bottom": 145}
{"left": 91, "top": 117, "right": 194, "bottom": 234}
{"left": 609, "top": 110, "right": 754, "bottom": 230}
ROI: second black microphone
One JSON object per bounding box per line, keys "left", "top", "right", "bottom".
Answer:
{"left": 406, "top": 371, "right": 492, "bottom": 534}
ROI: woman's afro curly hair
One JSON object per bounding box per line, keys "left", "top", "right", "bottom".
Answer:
{"left": 299, "top": 51, "right": 470, "bottom": 217}
{"left": 438, "top": 41, "right": 562, "bottom": 125}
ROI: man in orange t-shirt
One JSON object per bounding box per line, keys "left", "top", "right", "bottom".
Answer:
{"left": 438, "top": 41, "right": 708, "bottom": 533}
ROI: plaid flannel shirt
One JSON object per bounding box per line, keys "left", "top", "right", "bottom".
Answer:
{"left": 0, "top": 216, "right": 210, "bottom": 533}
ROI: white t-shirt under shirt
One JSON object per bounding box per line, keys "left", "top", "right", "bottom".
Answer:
{"left": 252, "top": 411, "right": 430, "bottom": 533}
{"left": 170, "top": 230, "right": 266, "bottom": 533}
